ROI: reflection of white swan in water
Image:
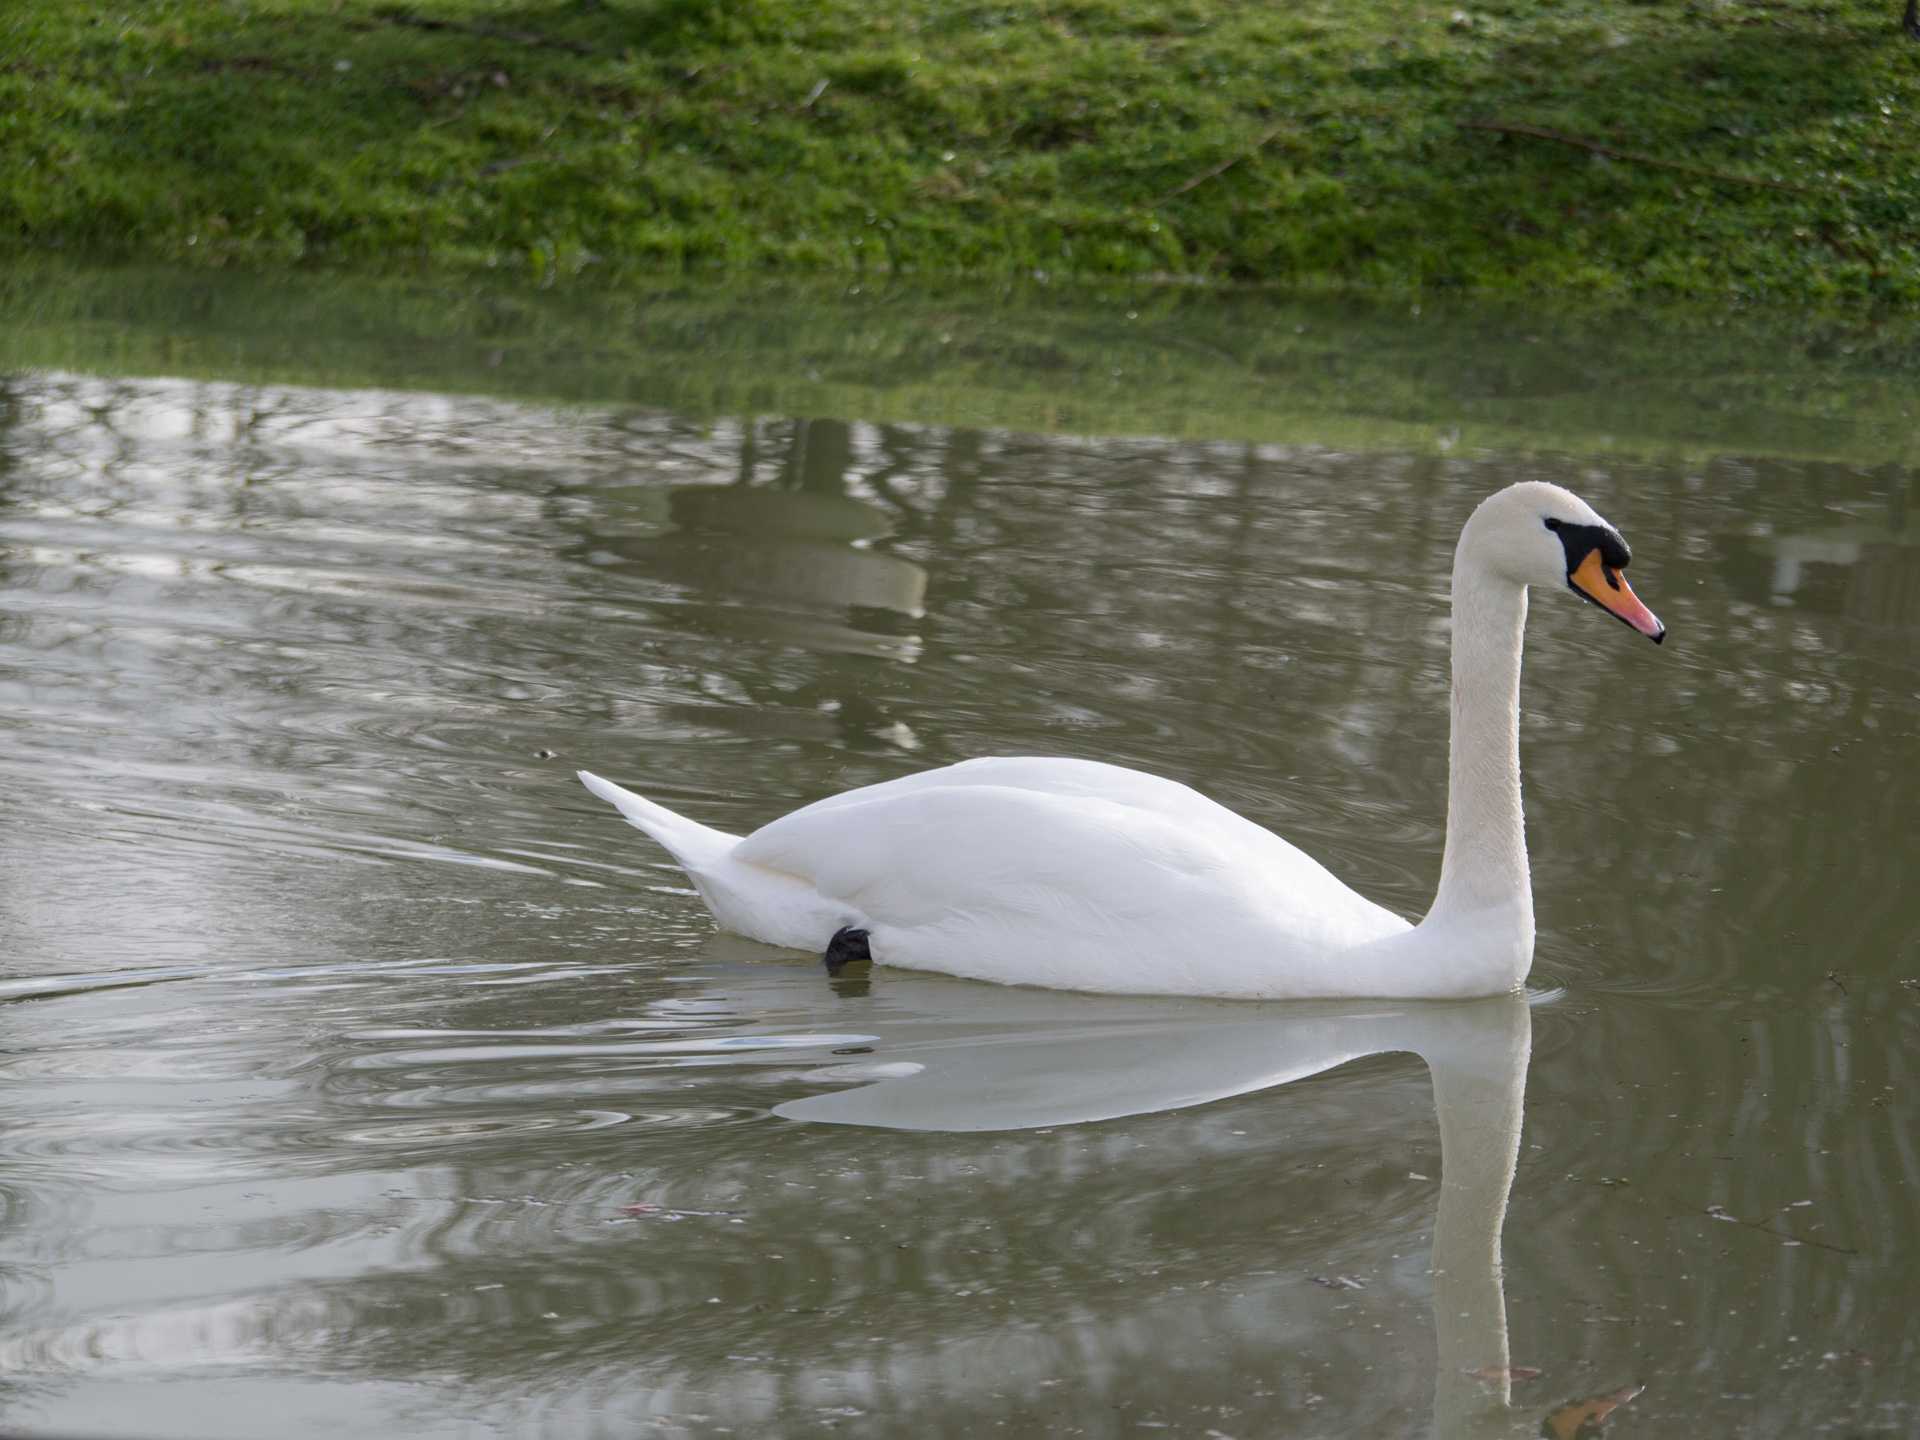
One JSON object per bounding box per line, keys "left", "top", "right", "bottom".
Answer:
{"left": 743, "top": 956, "right": 1536, "bottom": 1438}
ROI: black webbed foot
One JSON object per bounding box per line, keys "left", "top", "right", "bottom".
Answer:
{"left": 823, "top": 925, "right": 872, "bottom": 974}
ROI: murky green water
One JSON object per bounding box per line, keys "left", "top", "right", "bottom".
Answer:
{"left": 1, "top": 278, "right": 1917, "bottom": 1438}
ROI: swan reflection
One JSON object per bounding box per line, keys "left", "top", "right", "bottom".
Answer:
{"left": 701, "top": 952, "right": 1542, "bottom": 1437}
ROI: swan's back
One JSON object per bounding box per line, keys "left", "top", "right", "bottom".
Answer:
{"left": 744, "top": 757, "right": 1261, "bottom": 846}
{"left": 733, "top": 757, "right": 1410, "bottom": 997}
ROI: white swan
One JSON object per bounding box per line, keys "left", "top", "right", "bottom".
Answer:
{"left": 580, "top": 480, "right": 1664, "bottom": 999}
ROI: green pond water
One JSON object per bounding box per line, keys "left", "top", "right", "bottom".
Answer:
{"left": 0, "top": 270, "right": 1916, "bottom": 1439}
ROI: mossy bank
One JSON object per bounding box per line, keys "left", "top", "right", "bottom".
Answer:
{"left": 3, "top": 0, "right": 1918, "bottom": 301}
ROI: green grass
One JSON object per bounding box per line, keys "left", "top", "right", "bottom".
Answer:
{"left": 1, "top": 0, "right": 1917, "bottom": 300}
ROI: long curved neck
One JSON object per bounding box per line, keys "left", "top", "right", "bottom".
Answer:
{"left": 1321, "top": 549, "right": 1537, "bottom": 998}
{"left": 1423, "top": 554, "right": 1532, "bottom": 938}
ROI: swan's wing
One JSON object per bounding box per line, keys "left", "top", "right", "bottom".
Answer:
{"left": 738, "top": 783, "right": 1223, "bottom": 926}
{"left": 733, "top": 781, "right": 1407, "bottom": 993}
{"left": 749, "top": 755, "right": 1284, "bottom": 849}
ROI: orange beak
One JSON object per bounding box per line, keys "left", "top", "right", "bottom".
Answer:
{"left": 1569, "top": 550, "right": 1665, "bottom": 643}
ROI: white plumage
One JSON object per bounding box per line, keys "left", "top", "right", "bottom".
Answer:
{"left": 581, "top": 481, "right": 1663, "bottom": 999}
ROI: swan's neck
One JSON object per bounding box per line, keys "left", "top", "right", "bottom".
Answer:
{"left": 1323, "top": 555, "right": 1535, "bottom": 998}
{"left": 1422, "top": 558, "right": 1534, "bottom": 949}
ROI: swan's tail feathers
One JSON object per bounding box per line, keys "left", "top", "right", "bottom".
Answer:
{"left": 577, "top": 770, "right": 738, "bottom": 873}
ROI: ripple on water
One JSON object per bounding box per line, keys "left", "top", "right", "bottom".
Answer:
{"left": 334, "top": 1110, "right": 635, "bottom": 1145}
{"left": 5, "top": 366, "right": 1915, "bottom": 1436}
{"left": 339, "top": 1032, "right": 881, "bottom": 1071}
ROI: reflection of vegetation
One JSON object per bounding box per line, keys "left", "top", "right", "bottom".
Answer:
{"left": 1, "top": 0, "right": 1916, "bottom": 301}
{"left": 5, "top": 368, "right": 1919, "bottom": 1434}
{"left": 589, "top": 415, "right": 930, "bottom": 663}
{"left": 1, "top": 262, "right": 1916, "bottom": 465}
{"left": 1711, "top": 465, "right": 1920, "bottom": 644}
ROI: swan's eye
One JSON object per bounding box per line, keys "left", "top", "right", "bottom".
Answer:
{"left": 1543, "top": 517, "right": 1630, "bottom": 573}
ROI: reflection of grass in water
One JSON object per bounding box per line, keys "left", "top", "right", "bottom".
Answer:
{"left": 0, "top": 0, "right": 1916, "bottom": 302}
{"left": 1, "top": 261, "right": 1915, "bottom": 465}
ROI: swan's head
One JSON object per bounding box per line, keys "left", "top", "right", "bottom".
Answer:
{"left": 1464, "top": 481, "right": 1665, "bottom": 643}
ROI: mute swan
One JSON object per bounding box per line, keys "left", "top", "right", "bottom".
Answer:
{"left": 581, "top": 480, "right": 1663, "bottom": 999}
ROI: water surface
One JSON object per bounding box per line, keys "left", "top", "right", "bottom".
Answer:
{"left": 1, "top": 288, "right": 1917, "bottom": 1438}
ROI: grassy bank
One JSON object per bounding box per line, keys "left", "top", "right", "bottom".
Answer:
{"left": 2, "top": 0, "right": 1918, "bottom": 301}
{"left": 2, "top": 261, "right": 1914, "bottom": 464}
